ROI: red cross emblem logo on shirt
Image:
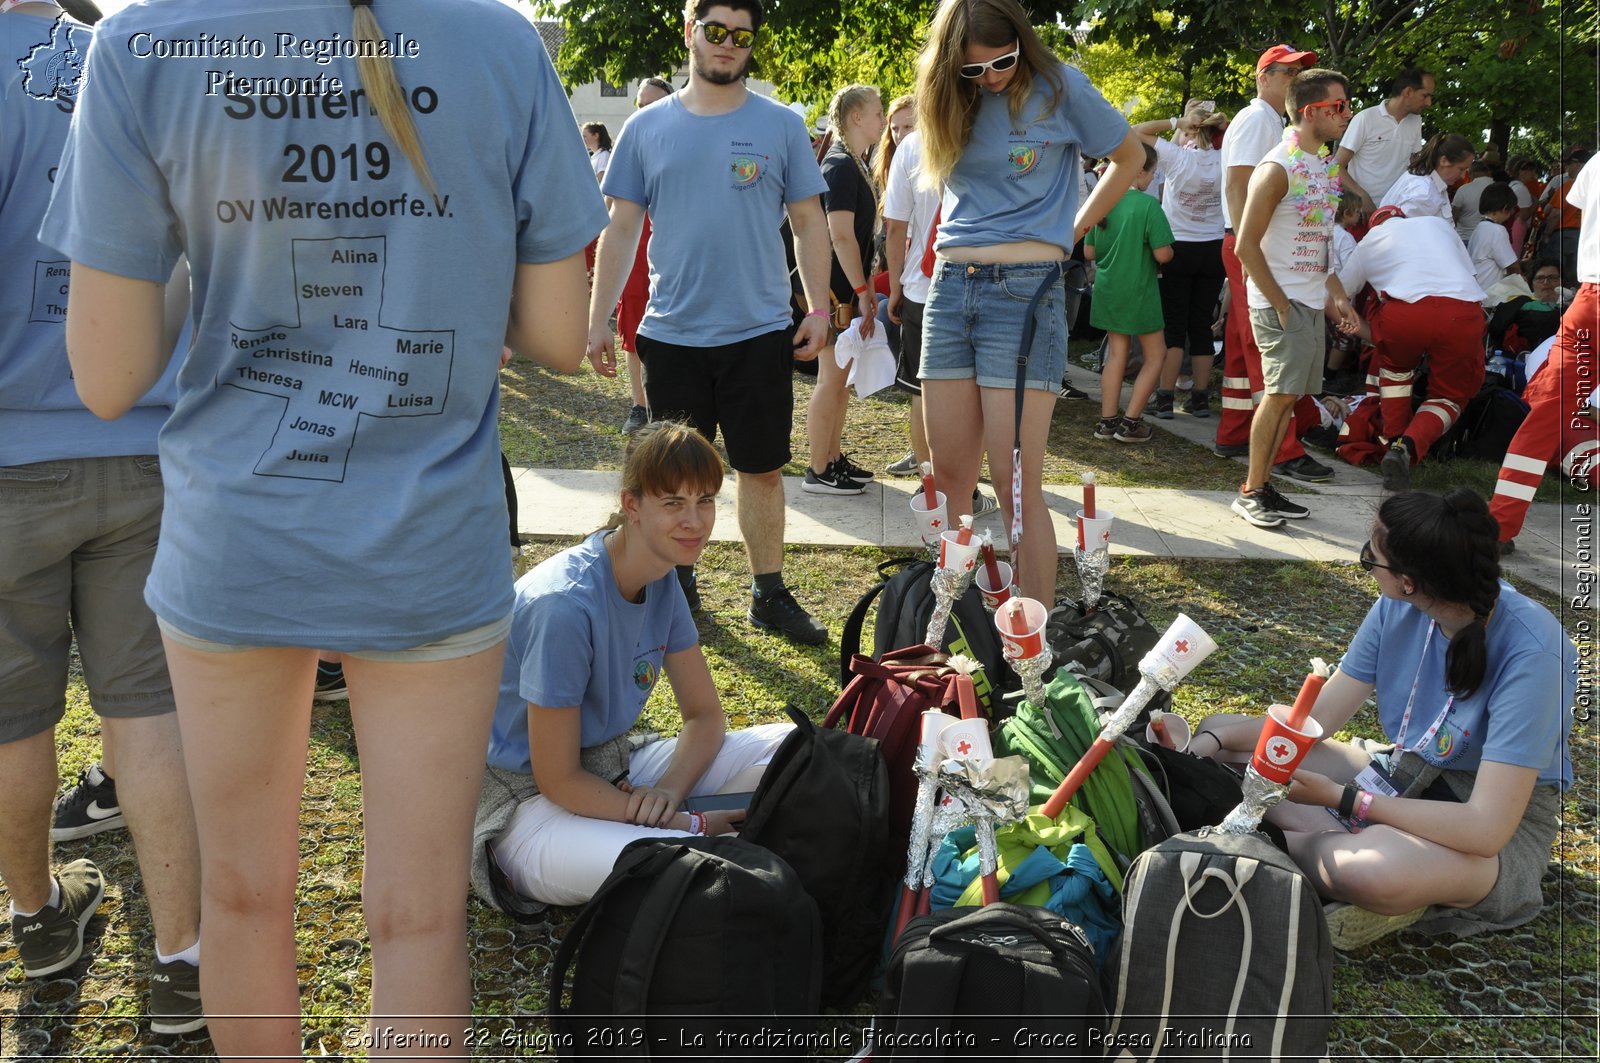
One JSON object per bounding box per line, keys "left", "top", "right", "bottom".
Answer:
{"left": 957, "top": 739, "right": 972, "bottom": 756}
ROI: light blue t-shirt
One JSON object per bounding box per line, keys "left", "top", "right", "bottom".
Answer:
{"left": 935, "top": 63, "right": 1129, "bottom": 253}
{"left": 1339, "top": 583, "right": 1576, "bottom": 789}
{"left": 0, "top": 11, "right": 174, "bottom": 466}
{"left": 602, "top": 92, "right": 827, "bottom": 346}
{"left": 39, "top": 0, "right": 607, "bottom": 650}
{"left": 486, "top": 532, "right": 699, "bottom": 775}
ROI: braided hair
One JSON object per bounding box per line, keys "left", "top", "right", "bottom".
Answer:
{"left": 1374, "top": 488, "right": 1503, "bottom": 698}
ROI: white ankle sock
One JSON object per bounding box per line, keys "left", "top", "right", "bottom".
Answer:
{"left": 156, "top": 937, "right": 201, "bottom": 966}
{"left": 10, "top": 877, "right": 61, "bottom": 919}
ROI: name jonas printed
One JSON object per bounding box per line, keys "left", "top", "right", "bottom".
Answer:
{"left": 128, "top": 31, "right": 420, "bottom": 65}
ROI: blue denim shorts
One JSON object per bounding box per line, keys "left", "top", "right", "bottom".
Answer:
{"left": 919, "top": 261, "right": 1068, "bottom": 391}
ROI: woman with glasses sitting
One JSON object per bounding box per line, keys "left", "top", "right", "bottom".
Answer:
{"left": 910, "top": 0, "right": 1143, "bottom": 604}
{"left": 1527, "top": 258, "right": 1574, "bottom": 310}
{"left": 1193, "top": 489, "right": 1576, "bottom": 950}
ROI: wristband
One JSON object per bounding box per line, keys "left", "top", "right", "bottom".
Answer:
{"left": 1354, "top": 790, "right": 1374, "bottom": 825}
{"left": 1338, "top": 784, "right": 1359, "bottom": 819}
{"left": 686, "top": 811, "right": 707, "bottom": 836}
{"left": 805, "top": 308, "right": 829, "bottom": 319}
{"left": 1170, "top": 116, "right": 1179, "bottom": 130}
{"left": 852, "top": 282, "right": 868, "bottom": 295}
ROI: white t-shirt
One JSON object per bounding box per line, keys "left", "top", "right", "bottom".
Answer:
{"left": 1468, "top": 220, "right": 1518, "bottom": 302}
{"left": 1338, "top": 102, "right": 1423, "bottom": 207}
{"left": 1382, "top": 170, "right": 1452, "bottom": 221}
{"left": 1509, "top": 179, "right": 1534, "bottom": 210}
{"left": 1331, "top": 224, "right": 1357, "bottom": 274}
{"left": 1152, "top": 138, "right": 1224, "bottom": 242}
{"left": 880, "top": 131, "right": 939, "bottom": 304}
{"left": 1219, "top": 97, "right": 1284, "bottom": 230}
{"left": 1337, "top": 216, "right": 1485, "bottom": 303}
{"left": 1246, "top": 141, "right": 1334, "bottom": 310}
{"left": 1570, "top": 154, "right": 1599, "bottom": 284}
{"left": 1453, "top": 176, "right": 1494, "bottom": 241}
{"left": 590, "top": 148, "right": 611, "bottom": 179}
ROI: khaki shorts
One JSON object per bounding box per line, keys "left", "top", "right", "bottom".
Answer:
{"left": 1249, "top": 300, "right": 1325, "bottom": 395}
{"left": 0, "top": 456, "right": 172, "bottom": 743}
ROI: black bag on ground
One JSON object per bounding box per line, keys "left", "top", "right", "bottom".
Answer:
{"left": 1107, "top": 829, "right": 1333, "bottom": 1061}
{"left": 877, "top": 903, "right": 1106, "bottom": 1058}
{"left": 1434, "top": 385, "right": 1530, "bottom": 464}
{"left": 741, "top": 704, "right": 896, "bottom": 1010}
{"left": 841, "top": 557, "right": 1018, "bottom": 715}
{"left": 1127, "top": 740, "right": 1288, "bottom": 851}
{"left": 1046, "top": 592, "right": 1163, "bottom": 696}
{"left": 549, "top": 836, "right": 821, "bottom": 1058}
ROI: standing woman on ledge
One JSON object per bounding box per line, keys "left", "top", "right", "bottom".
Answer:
{"left": 42, "top": 0, "right": 607, "bottom": 1056}
{"left": 913, "top": 0, "right": 1144, "bottom": 603}
{"left": 1195, "top": 489, "right": 1576, "bottom": 950}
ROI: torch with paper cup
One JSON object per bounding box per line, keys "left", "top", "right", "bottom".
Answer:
{"left": 995, "top": 596, "right": 1052, "bottom": 706}
{"left": 1074, "top": 473, "right": 1114, "bottom": 611}
{"left": 1219, "top": 659, "right": 1331, "bottom": 834}
{"left": 1041, "top": 613, "right": 1217, "bottom": 818}
{"left": 974, "top": 533, "right": 1014, "bottom": 611}
{"left": 923, "top": 516, "right": 981, "bottom": 648}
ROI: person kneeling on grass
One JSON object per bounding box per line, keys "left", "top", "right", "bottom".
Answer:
{"left": 470, "top": 422, "right": 792, "bottom": 912}
{"left": 1086, "top": 141, "right": 1175, "bottom": 445}
{"left": 1192, "top": 489, "right": 1576, "bottom": 951}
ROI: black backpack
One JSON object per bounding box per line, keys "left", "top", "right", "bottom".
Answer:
{"left": 841, "top": 557, "right": 1019, "bottom": 715}
{"left": 549, "top": 836, "right": 821, "bottom": 1057}
{"left": 877, "top": 903, "right": 1107, "bottom": 1058}
{"left": 1435, "top": 385, "right": 1530, "bottom": 464}
{"left": 741, "top": 705, "right": 896, "bottom": 1010}
{"left": 1045, "top": 592, "right": 1164, "bottom": 697}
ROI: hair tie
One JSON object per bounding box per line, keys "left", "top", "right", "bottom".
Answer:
{"left": 351, "top": 0, "right": 372, "bottom": 6}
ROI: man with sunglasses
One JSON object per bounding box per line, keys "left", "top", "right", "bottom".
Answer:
{"left": 1215, "top": 44, "right": 1332, "bottom": 487}
{"left": 585, "top": 0, "right": 836, "bottom": 645}
{"left": 1232, "top": 68, "right": 1358, "bottom": 528}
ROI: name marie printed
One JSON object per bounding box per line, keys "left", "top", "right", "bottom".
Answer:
{"left": 126, "top": 30, "right": 419, "bottom": 98}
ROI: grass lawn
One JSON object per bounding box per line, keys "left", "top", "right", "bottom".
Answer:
{"left": 3, "top": 353, "right": 1593, "bottom": 1061}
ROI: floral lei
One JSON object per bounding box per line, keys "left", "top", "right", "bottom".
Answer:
{"left": 1283, "top": 127, "right": 1341, "bottom": 226}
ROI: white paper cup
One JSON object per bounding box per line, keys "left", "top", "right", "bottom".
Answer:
{"left": 938, "top": 529, "right": 981, "bottom": 573}
{"left": 994, "top": 597, "right": 1049, "bottom": 661}
{"left": 917, "top": 709, "right": 958, "bottom": 770}
{"left": 975, "top": 560, "right": 1015, "bottom": 610}
{"left": 1140, "top": 612, "right": 1218, "bottom": 684}
{"left": 939, "top": 718, "right": 994, "bottom": 762}
{"left": 1076, "top": 508, "right": 1115, "bottom": 551}
{"left": 1145, "top": 712, "right": 1192, "bottom": 752}
{"left": 909, "top": 490, "right": 948, "bottom": 547}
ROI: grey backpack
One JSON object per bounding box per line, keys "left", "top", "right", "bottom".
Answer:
{"left": 1106, "top": 829, "right": 1333, "bottom": 1062}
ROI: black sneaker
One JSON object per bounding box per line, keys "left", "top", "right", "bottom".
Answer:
{"left": 1273, "top": 454, "right": 1334, "bottom": 483}
{"left": 1214, "top": 441, "right": 1250, "bottom": 458}
{"left": 971, "top": 490, "right": 1000, "bottom": 518}
{"left": 1184, "top": 389, "right": 1211, "bottom": 417}
{"left": 802, "top": 459, "right": 866, "bottom": 495}
{"left": 621, "top": 405, "right": 649, "bottom": 435}
{"left": 1380, "top": 442, "right": 1412, "bottom": 491}
{"left": 51, "top": 764, "right": 124, "bottom": 842}
{"left": 12, "top": 859, "right": 104, "bottom": 978}
{"left": 1231, "top": 488, "right": 1286, "bottom": 529}
{"left": 1059, "top": 378, "right": 1089, "bottom": 400}
{"left": 886, "top": 452, "right": 919, "bottom": 476}
{"left": 1257, "top": 483, "right": 1310, "bottom": 519}
{"left": 1151, "top": 390, "right": 1175, "bottom": 420}
{"left": 1092, "top": 416, "right": 1121, "bottom": 441}
{"left": 676, "top": 565, "right": 701, "bottom": 611}
{"left": 149, "top": 958, "right": 206, "bottom": 1035}
{"left": 837, "top": 453, "right": 875, "bottom": 483}
{"left": 748, "top": 588, "right": 828, "bottom": 645}
{"left": 1114, "top": 416, "right": 1154, "bottom": 443}
{"left": 1499, "top": 539, "right": 1516, "bottom": 557}
{"left": 313, "top": 661, "right": 349, "bottom": 703}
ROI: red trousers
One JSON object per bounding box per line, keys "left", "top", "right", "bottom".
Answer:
{"left": 1368, "top": 295, "right": 1486, "bottom": 461}
{"left": 616, "top": 216, "right": 653, "bottom": 355}
{"left": 1218, "top": 234, "right": 1305, "bottom": 462}
{"left": 1491, "top": 282, "right": 1600, "bottom": 539}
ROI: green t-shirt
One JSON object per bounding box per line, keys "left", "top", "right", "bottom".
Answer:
{"left": 1086, "top": 189, "right": 1174, "bottom": 335}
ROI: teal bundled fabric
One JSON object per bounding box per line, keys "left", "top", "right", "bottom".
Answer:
{"left": 927, "top": 810, "right": 1123, "bottom": 969}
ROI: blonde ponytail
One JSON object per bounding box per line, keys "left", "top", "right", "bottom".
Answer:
{"left": 351, "top": 2, "right": 436, "bottom": 198}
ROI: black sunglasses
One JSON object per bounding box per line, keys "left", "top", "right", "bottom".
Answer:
{"left": 1358, "top": 540, "right": 1401, "bottom": 574}
{"left": 695, "top": 19, "right": 756, "bottom": 49}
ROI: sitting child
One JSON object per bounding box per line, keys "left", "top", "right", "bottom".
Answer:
{"left": 470, "top": 422, "right": 791, "bottom": 911}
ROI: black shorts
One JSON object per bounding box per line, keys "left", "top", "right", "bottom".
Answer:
{"left": 895, "top": 298, "right": 925, "bottom": 395}
{"left": 636, "top": 329, "right": 794, "bottom": 474}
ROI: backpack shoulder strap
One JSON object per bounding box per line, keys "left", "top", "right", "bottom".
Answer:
{"left": 610, "top": 847, "right": 705, "bottom": 1019}
{"left": 840, "top": 555, "right": 924, "bottom": 686}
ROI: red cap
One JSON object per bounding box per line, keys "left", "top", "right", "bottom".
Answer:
{"left": 1257, "top": 44, "right": 1317, "bottom": 73}
{"left": 1368, "top": 205, "right": 1406, "bottom": 228}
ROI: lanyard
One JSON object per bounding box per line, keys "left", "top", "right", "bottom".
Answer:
{"left": 1394, "top": 619, "right": 1455, "bottom": 755}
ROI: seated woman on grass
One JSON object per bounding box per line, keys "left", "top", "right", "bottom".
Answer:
{"left": 1194, "top": 488, "right": 1576, "bottom": 949}
{"left": 471, "top": 422, "right": 791, "bottom": 910}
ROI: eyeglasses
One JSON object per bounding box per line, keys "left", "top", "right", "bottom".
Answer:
{"left": 1262, "top": 65, "right": 1297, "bottom": 76}
{"left": 1358, "top": 540, "right": 1400, "bottom": 574}
{"left": 1302, "top": 97, "right": 1350, "bottom": 116}
{"left": 959, "top": 45, "right": 1020, "bottom": 79}
{"left": 1533, "top": 273, "right": 1561, "bottom": 283}
{"left": 695, "top": 19, "right": 756, "bottom": 49}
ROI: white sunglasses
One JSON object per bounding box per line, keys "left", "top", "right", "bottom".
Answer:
{"left": 959, "top": 45, "right": 1020, "bottom": 79}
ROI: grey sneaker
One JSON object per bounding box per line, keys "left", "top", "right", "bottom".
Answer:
{"left": 621, "top": 405, "right": 649, "bottom": 435}
{"left": 1092, "top": 416, "right": 1121, "bottom": 441}
{"left": 12, "top": 859, "right": 105, "bottom": 978}
{"left": 150, "top": 958, "right": 206, "bottom": 1035}
{"left": 748, "top": 588, "right": 828, "bottom": 646}
{"left": 971, "top": 489, "right": 1000, "bottom": 518}
{"left": 1114, "top": 416, "right": 1153, "bottom": 443}
{"left": 1231, "top": 488, "right": 1286, "bottom": 529}
{"left": 51, "top": 763, "right": 125, "bottom": 842}
{"left": 886, "top": 452, "right": 919, "bottom": 476}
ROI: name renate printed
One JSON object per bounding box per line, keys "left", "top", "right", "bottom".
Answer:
{"left": 126, "top": 29, "right": 420, "bottom": 97}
